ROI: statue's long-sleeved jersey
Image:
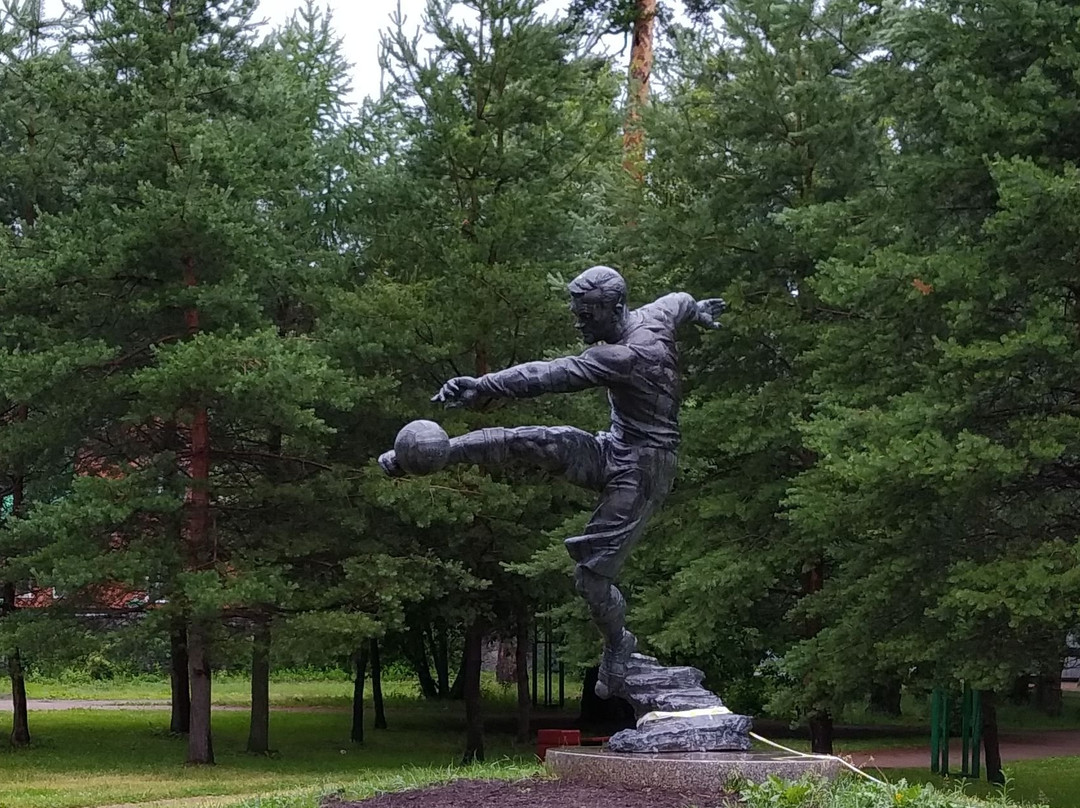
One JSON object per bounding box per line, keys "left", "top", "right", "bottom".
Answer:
{"left": 473, "top": 293, "right": 700, "bottom": 451}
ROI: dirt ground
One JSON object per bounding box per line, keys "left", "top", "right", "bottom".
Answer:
{"left": 325, "top": 779, "right": 735, "bottom": 808}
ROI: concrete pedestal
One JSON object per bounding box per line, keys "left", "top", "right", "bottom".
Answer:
{"left": 546, "top": 746, "right": 841, "bottom": 790}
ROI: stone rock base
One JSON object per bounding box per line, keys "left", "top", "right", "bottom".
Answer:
{"left": 608, "top": 712, "right": 753, "bottom": 753}
{"left": 546, "top": 747, "right": 841, "bottom": 789}
{"left": 604, "top": 652, "right": 753, "bottom": 753}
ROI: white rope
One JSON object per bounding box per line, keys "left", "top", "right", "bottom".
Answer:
{"left": 748, "top": 731, "right": 892, "bottom": 787}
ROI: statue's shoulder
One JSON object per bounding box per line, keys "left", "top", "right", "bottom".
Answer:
{"left": 581, "top": 343, "right": 635, "bottom": 372}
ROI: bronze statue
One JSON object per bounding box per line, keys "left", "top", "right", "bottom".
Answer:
{"left": 379, "top": 266, "right": 724, "bottom": 702}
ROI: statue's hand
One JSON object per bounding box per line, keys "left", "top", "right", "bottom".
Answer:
{"left": 695, "top": 298, "right": 726, "bottom": 329}
{"left": 432, "top": 376, "right": 483, "bottom": 409}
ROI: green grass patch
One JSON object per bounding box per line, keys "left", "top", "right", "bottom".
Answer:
{"left": 24, "top": 671, "right": 568, "bottom": 708}
{"left": 0, "top": 707, "right": 540, "bottom": 808}
{"left": 741, "top": 772, "right": 1055, "bottom": 808}
{"left": 881, "top": 759, "right": 1080, "bottom": 808}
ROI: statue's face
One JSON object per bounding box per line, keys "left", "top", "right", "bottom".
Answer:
{"left": 570, "top": 295, "right": 622, "bottom": 345}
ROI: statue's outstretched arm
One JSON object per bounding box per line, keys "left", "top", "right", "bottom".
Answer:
{"left": 433, "top": 345, "right": 633, "bottom": 408}
{"left": 645, "top": 292, "right": 726, "bottom": 330}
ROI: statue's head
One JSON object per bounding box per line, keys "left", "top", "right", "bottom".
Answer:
{"left": 568, "top": 266, "right": 628, "bottom": 345}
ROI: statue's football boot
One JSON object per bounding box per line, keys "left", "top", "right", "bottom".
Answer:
{"left": 595, "top": 629, "right": 636, "bottom": 699}
{"left": 377, "top": 450, "right": 405, "bottom": 477}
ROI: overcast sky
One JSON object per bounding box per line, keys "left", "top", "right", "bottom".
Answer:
{"left": 254, "top": 0, "right": 578, "bottom": 106}
{"left": 34, "top": 1, "right": 588, "bottom": 106}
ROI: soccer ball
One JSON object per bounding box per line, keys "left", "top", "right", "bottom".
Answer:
{"left": 394, "top": 420, "right": 450, "bottom": 475}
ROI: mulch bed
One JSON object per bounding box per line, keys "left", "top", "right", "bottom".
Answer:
{"left": 324, "top": 778, "right": 736, "bottom": 808}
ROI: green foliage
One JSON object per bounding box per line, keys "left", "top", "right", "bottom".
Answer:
{"left": 4, "top": 0, "right": 1080, "bottom": 775}
{"left": 344, "top": 0, "right": 623, "bottom": 653}
{"left": 741, "top": 775, "right": 1049, "bottom": 808}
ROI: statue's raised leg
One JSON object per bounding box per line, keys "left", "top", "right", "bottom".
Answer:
{"left": 379, "top": 425, "right": 604, "bottom": 488}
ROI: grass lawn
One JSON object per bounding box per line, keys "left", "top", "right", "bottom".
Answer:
{"left": 4, "top": 677, "right": 1078, "bottom": 808}
{"left": 0, "top": 706, "right": 541, "bottom": 808}
{"left": 4, "top": 706, "right": 1077, "bottom": 808}
{"left": 25, "top": 674, "right": 401, "bottom": 707}
{"left": 883, "top": 758, "right": 1080, "bottom": 808}
{"left": 24, "top": 672, "right": 585, "bottom": 709}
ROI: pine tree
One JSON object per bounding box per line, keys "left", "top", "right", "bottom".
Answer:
{"left": 0, "top": 0, "right": 83, "bottom": 748}
{"left": 610, "top": 0, "right": 880, "bottom": 752}
{"left": 5, "top": 0, "right": 353, "bottom": 763}
{"left": 348, "top": 0, "right": 621, "bottom": 759}
{"left": 783, "top": 0, "right": 1080, "bottom": 776}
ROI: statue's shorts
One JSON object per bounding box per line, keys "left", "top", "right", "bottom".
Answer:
{"left": 563, "top": 431, "right": 677, "bottom": 580}
{"left": 474, "top": 425, "right": 677, "bottom": 581}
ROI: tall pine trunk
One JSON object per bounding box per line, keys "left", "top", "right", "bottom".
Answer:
{"left": 8, "top": 648, "right": 30, "bottom": 747}
{"left": 803, "top": 560, "right": 833, "bottom": 754}
{"left": 183, "top": 253, "right": 214, "bottom": 765}
{"left": 461, "top": 619, "right": 485, "bottom": 763}
{"left": 186, "top": 620, "right": 214, "bottom": 764}
{"left": 169, "top": 621, "right": 190, "bottom": 733}
{"left": 5, "top": 448, "right": 30, "bottom": 747}
{"left": 351, "top": 644, "right": 369, "bottom": 744}
{"left": 515, "top": 607, "right": 531, "bottom": 745}
{"left": 6, "top": 95, "right": 36, "bottom": 751}
{"left": 4, "top": 579, "right": 31, "bottom": 746}
{"left": 622, "top": 0, "right": 657, "bottom": 175}
{"left": 246, "top": 617, "right": 271, "bottom": 754}
{"left": 371, "top": 638, "right": 387, "bottom": 730}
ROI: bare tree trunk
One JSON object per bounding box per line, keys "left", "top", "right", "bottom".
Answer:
{"left": 434, "top": 622, "right": 450, "bottom": 698}
{"left": 622, "top": 0, "right": 657, "bottom": 176}
{"left": 186, "top": 620, "right": 214, "bottom": 764}
{"left": 1034, "top": 670, "right": 1063, "bottom": 717}
{"left": 9, "top": 647, "right": 30, "bottom": 747}
{"left": 170, "top": 622, "right": 190, "bottom": 734}
{"left": 351, "top": 644, "right": 369, "bottom": 744}
{"left": 515, "top": 608, "right": 531, "bottom": 745}
{"left": 408, "top": 625, "right": 439, "bottom": 699}
{"left": 449, "top": 651, "right": 468, "bottom": 701}
{"left": 982, "top": 690, "right": 1004, "bottom": 784}
{"left": 809, "top": 711, "right": 834, "bottom": 755}
{"left": 461, "top": 619, "right": 485, "bottom": 764}
{"left": 371, "top": 638, "right": 387, "bottom": 730}
{"left": 3, "top": 467, "right": 30, "bottom": 748}
{"left": 495, "top": 635, "right": 516, "bottom": 685}
{"left": 869, "top": 679, "right": 902, "bottom": 717}
{"left": 1007, "top": 674, "right": 1031, "bottom": 704}
{"left": 246, "top": 618, "right": 271, "bottom": 754}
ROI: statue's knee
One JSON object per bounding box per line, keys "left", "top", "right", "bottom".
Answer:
{"left": 574, "top": 565, "right": 608, "bottom": 600}
{"left": 573, "top": 565, "right": 588, "bottom": 596}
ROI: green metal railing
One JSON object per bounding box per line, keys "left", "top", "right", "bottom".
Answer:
{"left": 931, "top": 684, "right": 982, "bottom": 777}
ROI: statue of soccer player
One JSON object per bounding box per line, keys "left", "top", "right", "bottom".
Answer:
{"left": 379, "top": 266, "right": 725, "bottom": 699}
